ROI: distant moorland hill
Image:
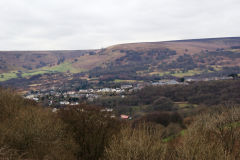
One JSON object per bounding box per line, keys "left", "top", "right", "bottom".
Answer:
{"left": 1, "top": 37, "right": 240, "bottom": 89}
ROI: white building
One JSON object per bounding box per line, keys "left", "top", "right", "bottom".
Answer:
{"left": 60, "top": 101, "right": 70, "bottom": 105}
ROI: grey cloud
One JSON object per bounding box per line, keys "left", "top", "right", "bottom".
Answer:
{"left": 0, "top": 0, "right": 239, "bottom": 50}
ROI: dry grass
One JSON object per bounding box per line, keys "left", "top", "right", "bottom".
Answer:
{"left": 104, "top": 123, "right": 167, "bottom": 160}
{"left": 104, "top": 106, "right": 240, "bottom": 160}
{"left": 172, "top": 106, "right": 240, "bottom": 160}
{"left": 0, "top": 147, "right": 24, "bottom": 160}
{"left": 1, "top": 88, "right": 240, "bottom": 160}
{"left": 107, "top": 37, "right": 240, "bottom": 55}
{"left": 0, "top": 88, "right": 77, "bottom": 160}
{"left": 72, "top": 51, "right": 124, "bottom": 70}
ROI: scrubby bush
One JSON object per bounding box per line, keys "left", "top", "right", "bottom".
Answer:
{"left": 58, "top": 105, "right": 121, "bottom": 160}
{"left": 0, "top": 147, "right": 23, "bottom": 160}
{"left": 0, "top": 88, "right": 77, "bottom": 160}
{"left": 1, "top": 87, "right": 240, "bottom": 160}
{"left": 0, "top": 89, "right": 25, "bottom": 121}
{"left": 173, "top": 106, "right": 240, "bottom": 160}
{"left": 104, "top": 124, "right": 167, "bottom": 160}
{"left": 134, "top": 111, "right": 184, "bottom": 127}
{"left": 152, "top": 97, "right": 175, "bottom": 111}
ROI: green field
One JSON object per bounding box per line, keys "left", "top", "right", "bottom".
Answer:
{"left": 114, "top": 79, "right": 138, "bottom": 83}
{"left": 150, "top": 69, "right": 203, "bottom": 77}
{"left": 0, "top": 71, "right": 18, "bottom": 81}
{"left": 22, "top": 62, "right": 82, "bottom": 77}
{"left": 0, "top": 62, "right": 84, "bottom": 82}
{"left": 171, "top": 69, "right": 202, "bottom": 77}
{"left": 43, "top": 62, "right": 82, "bottom": 73}
{"left": 175, "top": 102, "right": 198, "bottom": 109}
{"left": 212, "top": 65, "right": 222, "bottom": 71}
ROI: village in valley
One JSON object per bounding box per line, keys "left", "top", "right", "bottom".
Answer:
{"left": 23, "top": 76, "right": 233, "bottom": 119}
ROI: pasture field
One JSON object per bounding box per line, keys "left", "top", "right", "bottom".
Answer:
{"left": 0, "top": 62, "right": 84, "bottom": 81}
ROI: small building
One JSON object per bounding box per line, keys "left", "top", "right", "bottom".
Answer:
{"left": 32, "top": 97, "right": 39, "bottom": 101}
{"left": 79, "top": 89, "right": 88, "bottom": 93}
{"left": 101, "top": 108, "right": 114, "bottom": 112}
{"left": 70, "top": 102, "right": 79, "bottom": 105}
{"left": 60, "top": 101, "right": 70, "bottom": 105}
{"left": 25, "top": 95, "right": 35, "bottom": 99}
{"left": 120, "top": 114, "right": 129, "bottom": 119}
{"left": 69, "top": 94, "right": 81, "bottom": 98}
{"left": 52, "top": 108, "right": 58, "bottom": 113}
{"left": 67, "top": 91, "right": 76, "bottom": 95}
{"left": 121, "top": 85, "right": 133, "bottom": 89}
{"left": 152, "top": 80, "right": 179, "bottom": 86}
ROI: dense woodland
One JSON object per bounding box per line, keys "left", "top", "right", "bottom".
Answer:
{"left": 1, "top": 79, "right": 240, "bottom": 159}
{"left": 91, "top": 80, "right": 240, "bottom": 116}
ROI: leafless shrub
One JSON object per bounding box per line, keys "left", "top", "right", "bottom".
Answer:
{"left": 104, "top": 123, "right": 167, "bottom": 160}
{"left": 0, "top": 88, "right": 77, "bottom": 160}
{"left": 172, "top": 106, "right": 240, "bottom": 160}
{"left": 0, "top": 147, "right": 24, "bottom": 160}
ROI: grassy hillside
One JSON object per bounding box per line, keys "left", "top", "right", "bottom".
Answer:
{"left": 0, "top": 62, "right": 82, "bottom": 81}
{"left": 1, "top": 37, "right": 240, "bottom": 83}
{"left": 88, "top": 37, "right": 240, "bottom": 80}
{"left": 0, "top": 50, "right": 93, "bottom": 73}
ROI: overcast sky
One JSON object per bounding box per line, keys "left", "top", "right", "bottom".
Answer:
{"left": 0, "top": 0, "right": 240, "bottom": 50}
